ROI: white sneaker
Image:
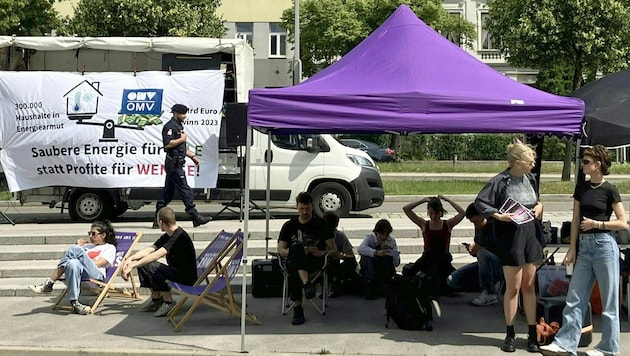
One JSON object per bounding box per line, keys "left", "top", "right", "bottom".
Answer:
{"left": 471, "top": 290, "right": 498, "bottom": 306}
{"left": 71, "top": 301, "right": 91, "bottom": 315}
{"left": 539, "top": 343, "right": 571, "bottom": 356}
{"left": 585, "top": 349, "right": 614, "bottom": 356}
{"left": 29, "top": 279, "right": 53, "bottom": 294}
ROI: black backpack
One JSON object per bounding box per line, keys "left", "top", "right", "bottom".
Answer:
{"left": 384, "top": 273, "right": 433, "bottom": 331}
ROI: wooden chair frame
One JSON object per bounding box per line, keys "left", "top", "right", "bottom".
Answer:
{"left": 52, "top": 231, "right": 143, "bottom": 314}
{"left": 167, "top": 229, "right": 261, "bottom": 331}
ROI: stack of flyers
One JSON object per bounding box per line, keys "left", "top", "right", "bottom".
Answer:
{"left": 499, "top": 196, "right": 534, "bottom": 224}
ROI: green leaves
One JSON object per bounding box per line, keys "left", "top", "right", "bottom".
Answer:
{"left": 487, "top": 0, "right": 630, "bottom": 91}
{"left": 65, "top": 0, "right": 225, "bottom": 37}
{"left": 282, "top": 0, "right": 476, "bottom": 77}
{"left": 0, "top": 0, "right": 58, "bottom": 35}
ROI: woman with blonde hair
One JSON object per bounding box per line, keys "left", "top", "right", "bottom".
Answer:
{"left": 541, "top": 145, "right": 625, "bottom": 356}
{"left": 475, "top": 138, "right": 544, "bottom": 353}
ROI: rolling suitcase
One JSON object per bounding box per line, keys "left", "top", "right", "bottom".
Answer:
{"left": 252, "top": 258, "right": 283, "bottom": 298}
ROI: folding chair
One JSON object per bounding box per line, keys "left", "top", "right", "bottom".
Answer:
{"left": 270, "top": 252, "right": 330, "bottom": 315}
{"left": 167, "top": 229, "right": 261, "bottom": 331}
{"left": 53, "top": 231, "right": 143, "bottom": 314}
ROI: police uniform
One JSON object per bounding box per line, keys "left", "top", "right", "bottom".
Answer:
{"left": 154, "top": 104, "right": 209, "bottom": 227}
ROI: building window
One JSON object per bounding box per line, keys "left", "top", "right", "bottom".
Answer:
{"left": 269, "top": 23, "right": 286, "bottom": 58}
{"left": 444, "top": 11, "right": 463, "bottom": 47}
{"left": 235, "top": 22, "right": 253, "bottom": 45}
{"left": 480, "top": 13, "right": 495, "bottom": 50}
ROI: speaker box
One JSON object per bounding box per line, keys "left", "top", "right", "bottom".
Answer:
{"left": 224, "top": 103, "right": 250, "bottom": 147}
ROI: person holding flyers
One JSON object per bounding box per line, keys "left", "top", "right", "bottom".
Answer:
{"left": 475, "top": 139, "right": 544, "bottom": 353}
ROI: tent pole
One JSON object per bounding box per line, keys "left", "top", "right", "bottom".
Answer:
{"left": 240, "top": 124, "right": 253, "bottom": 352}
{"left": 266, "top": 133, "right": 271, "bottom": 246}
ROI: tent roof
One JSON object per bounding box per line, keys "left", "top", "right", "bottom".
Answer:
{"left": 248, "top": 5, "right": 584, "bottom": 135}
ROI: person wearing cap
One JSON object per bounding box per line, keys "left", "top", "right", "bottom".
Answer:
{"left": 153, "top": 104, "right": 210, "bottom": 228}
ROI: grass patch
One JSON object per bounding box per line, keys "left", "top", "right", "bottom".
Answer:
{"left": 0, "top": 191, "right": 10, "bottom": 200}
{"left": 379, "top": 160, "right": 630, "bottom": 175}
{"left": 383, "top": 179, "right": 630, "bottom": 195}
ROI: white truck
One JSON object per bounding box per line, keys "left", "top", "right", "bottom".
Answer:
{"left": 0, "top": 36, "right": 384, "bottom": 221}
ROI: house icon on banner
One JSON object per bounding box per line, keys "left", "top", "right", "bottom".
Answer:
{"left": 63, "top": 80, "right": 102, "bottom": 121}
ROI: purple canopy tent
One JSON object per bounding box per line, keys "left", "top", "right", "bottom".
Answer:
{"left": 238, "top": 6, "right": 585, "bottom": 351}
{"left": 248, "top": 5, "right": 584, "bottom": 135}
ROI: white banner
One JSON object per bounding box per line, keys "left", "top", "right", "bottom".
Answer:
{"left": 0, "top": 70, "right": 225, "bottom": 192}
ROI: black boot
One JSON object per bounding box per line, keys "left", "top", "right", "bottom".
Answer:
{"left": 527, "top": 325, "right": 540, "bottom": 353}
{"left": 193, "top": 215, "right": 211, "bottom": 227}
{"left": 291, "top": 305, "right": 305, "bottom": 325}
{"left": 501, "top": 336, "right": 515, "bottom": 353}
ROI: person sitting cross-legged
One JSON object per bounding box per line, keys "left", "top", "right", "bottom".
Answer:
{"left": 277, "top": 192, "right": 337, "bottom": 325}
{"left": 447, "top": 203, "right": 503, "bottom": 306}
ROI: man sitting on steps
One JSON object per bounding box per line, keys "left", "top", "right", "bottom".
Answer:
{"left": 447, "top": 203, "right": 503, "bottom": 306}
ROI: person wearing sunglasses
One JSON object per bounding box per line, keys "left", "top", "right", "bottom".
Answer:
{"left": 541, "top": 145, "right": 626, "bottom": 356}
{"left": 29, "top": 220, "right": 117, "bottom": 315}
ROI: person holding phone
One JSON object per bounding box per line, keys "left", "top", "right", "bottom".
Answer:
{"left": 447, "top": 203, "right": 502, "bottom": 306}
{"left": 358, "top": 219, "right": 400, "bottom": 300}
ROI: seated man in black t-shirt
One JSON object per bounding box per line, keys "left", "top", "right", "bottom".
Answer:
{"left": 122, "top": 207, "right": 197, "bottom": 317}
{"left": 277, "top": 192, "right": 337, "bottom": 325}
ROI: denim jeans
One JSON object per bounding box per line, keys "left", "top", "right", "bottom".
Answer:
{"left": 447, "top": 249, "right": 503, "bottom": 294}
{"left": 553, "top": 232, "right": 620, "bottom": 355}
{"left": 58, "top": 245, "right": 104, "bottom": 301}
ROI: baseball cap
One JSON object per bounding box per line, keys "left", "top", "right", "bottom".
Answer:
{"left": 171, "top": 104, "right": 188, "bottom": 114}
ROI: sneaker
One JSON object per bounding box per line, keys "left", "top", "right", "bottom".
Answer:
{"left": 540, "top": 343, "right": 571, "bottom": 356}
{"left": 585, "top": 350, "right": 614, "bottom": 356}
{"left": 153, "top": 301, "right": 176, "bottom": 317}
{"left": 291, "top": 305, "right": 305, "bottom": 325}
{"left": 501, "top": 336, "right": 516, "bottom": 353}
{"left": 71, "top": 301, "right": 91, "bottom": 315}
{"left": 152, "top": 219, "right": 159, "bottom": 229}
{"left": 472, "top": 290, "right": 499, "bottom": 306}
{"left": 303, "top": 281, "right": 315, "bottom": 299}
{"left": 29, "top": 280, "right": 53, "bottom": 294}
{"left": 193, "top": 216, "right": 211, "bottom": 227}
{"left": 138, "top": 298, "right": 163, "bottom": 312}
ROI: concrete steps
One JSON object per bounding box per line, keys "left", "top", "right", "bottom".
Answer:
{"left": 0, "top": 210, "right": 574, "bottom": 298}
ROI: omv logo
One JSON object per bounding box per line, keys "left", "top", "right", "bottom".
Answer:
{"left": 120, "top": 89, "right": 163, "bottom": 115}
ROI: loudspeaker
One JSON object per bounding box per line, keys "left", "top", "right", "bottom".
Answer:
{"left": 224, "top": 103, "right": 250, "bottom": 147}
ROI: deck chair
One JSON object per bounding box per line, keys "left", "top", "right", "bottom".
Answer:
{"left": 167, "top": 229, "right": 261, "bottom": 331}
{"left": 53, "top": 231, "right": 143, "bottom": 314}
{"left": 270, "top": 252, "right": 330, "bottom": 316}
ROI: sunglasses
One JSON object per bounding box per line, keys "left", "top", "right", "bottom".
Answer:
{"left": 582, "top": 159, "right": 593, "bottom": 165}
{"left": 88, "top": 231, "right": 102, "bottom": 237}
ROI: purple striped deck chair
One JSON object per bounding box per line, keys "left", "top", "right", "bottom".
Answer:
{"left": 53, "top": 231, "right": 143, "bottom": 314}
{"left": 167, "top": 229, "right": 260, "bottom": 331}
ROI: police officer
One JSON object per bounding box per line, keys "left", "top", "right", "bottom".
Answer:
{"left": 153, "top": 104, "right": 210, "bottom": 228}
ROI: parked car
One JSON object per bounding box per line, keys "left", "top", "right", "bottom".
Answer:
{"left": 338, "top": 138, "right": 395, "bottom": 162}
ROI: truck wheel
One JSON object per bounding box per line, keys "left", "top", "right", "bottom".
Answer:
{"left": 311, "top": 182, "right": 352, "bottom": 218}
{"left": 68, "top": 190, "right": 112, "bottom": 222}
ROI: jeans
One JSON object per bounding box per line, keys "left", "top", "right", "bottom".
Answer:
{"left": 553, "top": 232, "right": 620, "bottom": 355}
{"left": 58, "top": 245, "right": 104, "bottom": 301}
{"left": 448, "top": 249, "right": 503, "bottom": 294}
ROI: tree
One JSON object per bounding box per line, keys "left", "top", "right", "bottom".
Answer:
{"left": 64, "top": 0, "right": 225, "bottom": 37}
{"left": 282, "top": 0, "right": 476, "bottom": 78}
{"left": 486, "top": 0, "right": 630, "bottom": 180}
{"left": 0, "top": 0, "right": 59, "bottom": 35}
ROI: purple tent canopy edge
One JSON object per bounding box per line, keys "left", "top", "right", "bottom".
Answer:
{"left": 247, "top": 4, "right": 584, "bottom": 136}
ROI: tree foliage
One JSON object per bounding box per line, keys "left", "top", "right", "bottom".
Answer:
{"left": 0, "top": 0, "right": 58, "bottom": 35}
{"left": 282, "top": 0, "right": 476, "bottom": 77}
{"left": 64, "top": 0, "right": 225, "bottom": 37}
{"left": 486, "top": 0, "right": 630, "bottom": 90}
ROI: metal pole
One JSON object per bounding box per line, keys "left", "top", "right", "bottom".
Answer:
{"left": 293, "top": 0, "right": 302, "bottom": 85}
